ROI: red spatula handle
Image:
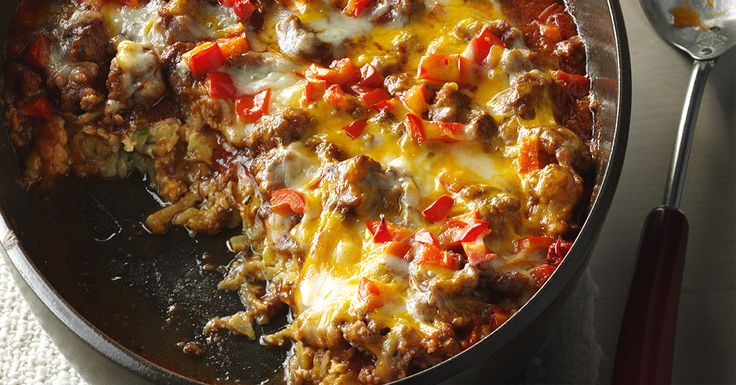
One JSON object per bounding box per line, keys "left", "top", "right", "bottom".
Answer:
{"left": 612, "top": 206, "right": 688, "bottom": 385}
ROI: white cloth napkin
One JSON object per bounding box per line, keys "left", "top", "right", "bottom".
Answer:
{"left": 0, "top": 257, "right": 86, "bottom": 385}
{"left": 0, "top": 255, "right": 601, "bottom": 385}
{"left": 521, "top": 271, "right": 602, "bottom": 385}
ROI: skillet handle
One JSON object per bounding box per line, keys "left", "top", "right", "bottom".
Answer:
{"left": 611, "top": 206, "right": 688, "bottom": 385}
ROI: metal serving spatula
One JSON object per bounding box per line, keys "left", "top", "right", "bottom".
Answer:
{"left": 612, "top": 1, "right": 736, "bottom": 384}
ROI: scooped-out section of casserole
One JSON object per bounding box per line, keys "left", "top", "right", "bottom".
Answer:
{"left": 2, "top": 0, "right": 594, "bottom": 383}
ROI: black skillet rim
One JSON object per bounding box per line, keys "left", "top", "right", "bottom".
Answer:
{"left": 0, "top": 0, "right": 631, "bottom": 383}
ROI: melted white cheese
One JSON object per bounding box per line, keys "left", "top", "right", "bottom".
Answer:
{"left": 223, "top": 54, "right": 304, "bottom": 109}
{"left": 104, "top": 1, "right": 240, "bottom": 54}
{"left": 104, "top": 1, "right": 165, "bottom": 53}
{"left": 308, "top": 13, "right": 375, "bottom": 47}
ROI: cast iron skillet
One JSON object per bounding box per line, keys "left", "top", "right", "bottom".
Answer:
{"left": 0, "top": 1, "right": 630, "bottom": 384}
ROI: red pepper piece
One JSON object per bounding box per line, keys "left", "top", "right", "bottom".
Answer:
{"left": 462, "top": 28, "right": 505, "bottom": 64}
{"left": 417, "top": 54, "right": 461, "bottom": 83}
{"left": 269, "top": 188, "right": 306, "bottom": 215}
{"left": 374, "top": 99, "right": 391, "bottom": 111}
{"left": 530, "top": 264, "right": 557, "bottom": 289}
{"left": 358, "top": 277, "right": 383, "bottom": 311}
{"left": 236, "top": 88, "right": 271, "bottom": 123}
{"left": 414, "top": 243, "right": 459, "bottom": 270}
{"left": 188, "top": 42, "right": 225, "bottom": 77}
{"left": 21, "top": 96, "right": 54, "bottom": 120}
{"left": 401, "top": 84, "right": 428, "bottom": 115}
{"left": 219, "top": 36, "right": 250, "bottom": 58}
{"left": 555, "top": 71, "right": 590, "bottom": 99}
{"left": 404, "top": 113, "right": 425, "bottom": 144}
{"left": 413, "top": 229, "right": 439, "bottom": 247}
{"left": 489, "top": 305, "right": 509, "bottom": 330}
{"left": 343, "top": 0, "right": 374, "bottom": 17}
{"left": 24, "top": 33, "right": 50, "bottom": 69}
{"left": 366, "top": 218, "right": 413, "bottom": 243}
{"left": 324, "top": 84, "right": 350, "bottom": 110}
{"left": 438, "top": 171, "right": 465, "bottom": 194}
{"left": 303, "top": 80, "right": 326, "bottom": 104}
{"left": 360, "top": 88, "right": 390, "bottom": 107}
{"left": 463, "top": 241, "right": 497, "bottom": 266}
{"left": 305, "top": 58, "right": 359, "bottom": 86}
{"left": 233, "top": 0, "right": 256, "bottom": 21}
{"left": 385, "top": 240, "right": 411, "bottom": 259}
{"left": 424, "top": 121, "right": 468, "bottom": 143}
{"left": 359, "top": 64, "right": 384, "bottom": 87}
{"left": 546, "top": 238, "right": 573, "bottom": 266}
{"left": 422, "top": 195, "right": 455, "bottom": 223}
{"left": 207, "top": 71, "right": 238, "bottom": 100}
{"left": 454, "top": 220, "right": 490, "bottom": 243}
{"left": 342, "top": 119, "right": 368, "bottom": 139}
{"left": 371, "top": 216, "right": 392, "bottom": 243}
{"left": 518, "top": 135, "right": 540, "bottom": 174}
{"left": 514, "top": 236, "right": 555, "bottom": 253}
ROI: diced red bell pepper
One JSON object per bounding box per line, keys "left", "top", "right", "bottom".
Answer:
{"left": 413, "top": 229, "right": 440, "bottom": 247}
{"left": 327, "top": 58, "right": 360, "bottom": 85}
{"left": 207, "top": 71, "right": 238, "bottom": 100}
{"left": 422, "top": 195, "right": 454, "bottom": 223}
{"left": 359, "top": 88, "right": 390, "bottom": 107}
{"left": 305, "top": 58, "right": 359, "bottom": 86}
{"left": 186, "top": 42, "right": 225, "bottom": 77}
{"left": 417, "top": 54, "right": 461, "bottom": 83}
{"left": 359, "top": 64, "right": 384, "bottom": 88}
{"left": 555, "top": 71, "right": 590, "bottom": 99}
{"left": 453, "top": 220, "right": 490, "bottom": 243}
{"left": 462, "top": 28, "right": 505, "bottom": 64}
{"left": 463, "top": 240, "right": 497, "bottom": 266}
{"left": 303, "top": 80, "right": 326, "bottom": 104}
{"left": 385, "top": 240, "right": 412, "bottom": 259}
{"left": 518, "top": 135, "right": 540, "bottom": 174}
{"left": 424, "top": 120, "right": 467, "bottom": 142}
{"left": 401, "top": 84, "right": 428, "bottom": 115}
{"left": 24, "top": 33, "right": 50, "bottom": 69}
{"left": 342, "top": 119, "right": 368, "bottom": 139}
{"left": 438, "top": 220, "right": 468, "bottom": 250}
{"left": 414, "top": 243, "right": 459, "bottom": 270}
{"left": 270, "top": 188, "right": 306, "bottom": 215}
{"left": 219, "top": 0, "right": 235, "bottom": 6}
{"left": 233, "top": 0, "right": 256, "bottom": 21}
{"left": 539, "top": 23, "right": 562, "bottom": 43}
{"left": 440, "top": 210, "right": 484, "bottom": 247}
{"left": 489, "top": 305, "right": 509, "bottom": 330}
{"left": 374, "top": 99, "right": 392, "bottom": 112}
{"left": 358, "top": 277, "right": 383, "bottom": 311}
{"left": 366, "top": 217, "right": 413, "bottom": 243}
{"left": 324, "top": 84, "right": 351, "bottom": 110}
{"left": 404, "top": 113, "right": 425, "bottom": 144}
{"left": 343, "top": 0, "right": 373, "bottom": 17}
{"left": 21, "top": 95, "right": 54, "bottom": 120}
{"left": 218, "top": 36, "right": 250, "bottom": 59}
{"left": 546, "top": 238, "right": 573, "bottom": 266}
{"left": 514, "top": 236, "right": 555, "bottom": 253}
{"left": 370, "top": 216, "right": 392, "bottom": 243}
{"left": 236, "top": 88, "right": 271, "bottom": 123}
{"left": 438, "top": 171, "right": 465, "bottom": 194}
{"left": 530, "top": 264, "right": 556, "bottom": 289}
